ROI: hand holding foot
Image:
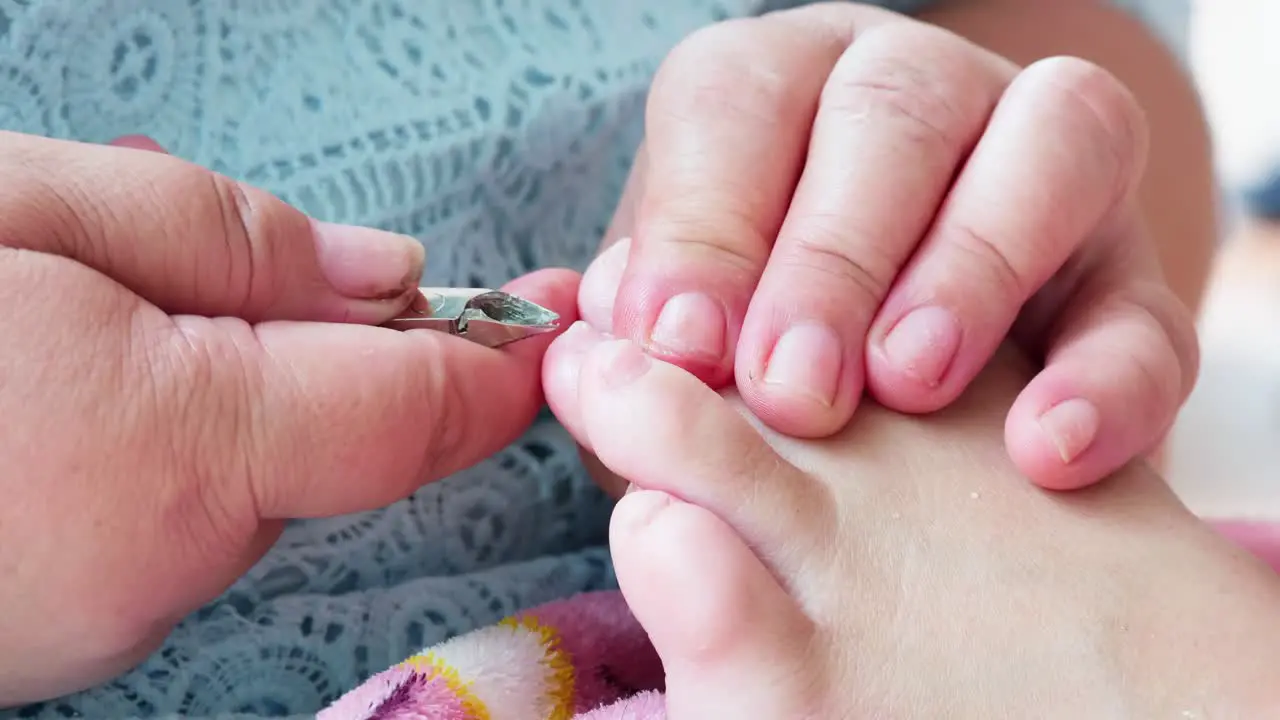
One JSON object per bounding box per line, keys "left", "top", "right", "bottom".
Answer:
{"left": 547, "top": 323, "right": 1280, "bottom": 718}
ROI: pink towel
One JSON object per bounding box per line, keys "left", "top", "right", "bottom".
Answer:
{"left": 319, "top": 591, "right": 667, "bottom": 719}
{"left": 1213, "top": 520, "right": 1280, "bottom": 573}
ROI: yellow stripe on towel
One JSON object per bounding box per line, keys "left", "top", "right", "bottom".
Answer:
{"left": 498, "top": 615, "right": 576, "bottom": 718}
{"left": 398, "top": 652, "right": 491, "bottom": 719}
{"left": 400, "top": 614, "right": 577, "bottom": 719}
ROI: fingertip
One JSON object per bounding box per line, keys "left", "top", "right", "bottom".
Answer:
{"left": 862, "top": 359, "right": 959, "bottom": 416}
{"left": 310, "top": 221, "right": 426, "bottom": 315}
{"left": 109, "top": 135, "right": 168, "bottom": 153}
{"left": 734, "top": 319, "right": 860, "bottom": 439}
{"left": 611, "top": 269, "right": 741, "bottom": 389}
{"left": 1005, "top": 380, "right": 1115, "bottom": 491}
{"left": 243, "top": 320, "right": 556, "bottom": 517}
{"left": 736, "top": 372, "right": 860, "bottom": 439}
{"left": 863, "top": 328, "right": 970, "bottom": 416}
{"left": 1005, "top": 414, "right": 1088, "bottom": 491}
{"left": 652, "top": 349, "right": 732, "bottom": 388}
{"left": 1005, "top": 400, "right": 1078, "bottom": 491}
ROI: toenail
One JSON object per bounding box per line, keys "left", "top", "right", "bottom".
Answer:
{"left": 616, "top": 490, "right": 677, "bottom": 535}
{"left": 598, "top": 339, "right": 654, "bottom": 389}
{"left": 560, "top": 320, "right": 595, "bottom": 346}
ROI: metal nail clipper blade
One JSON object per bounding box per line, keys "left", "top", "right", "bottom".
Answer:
{"left": 382, "top": 287, "right": 561, "bottom": 348}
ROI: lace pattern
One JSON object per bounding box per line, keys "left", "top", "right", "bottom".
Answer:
{"left": 0, "top": 0, "right": 1182, "bottom": 716}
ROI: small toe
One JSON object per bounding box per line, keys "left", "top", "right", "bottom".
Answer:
{"left": 611, "top": 490, "right": 824, "bottom": 718}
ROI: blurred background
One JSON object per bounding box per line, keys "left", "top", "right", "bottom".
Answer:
{"left": 1164, "top": 0, "right": 1280, "bottom": 519}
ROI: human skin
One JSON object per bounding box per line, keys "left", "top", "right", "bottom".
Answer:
{"left": 546, "top": 326, "right": 1280, "bottom": 717}
{"left": 917, "top": 0, "right": 1217, "bottom": 318}
{"left": 0, "top": 134, "right": 581, "bottom": 705}
{"left": 917, "top": 0, "right": 1218, "bottom": 471}
{"left": 594, "top": 0, "right": 1212, "bottom": 488}
{"left": 550, "top": 6, "right": 1244, "bottom": 711}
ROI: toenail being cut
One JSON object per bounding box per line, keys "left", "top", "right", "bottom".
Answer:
{"left": 382, "top": 287, "right": 560, "bottom": 348}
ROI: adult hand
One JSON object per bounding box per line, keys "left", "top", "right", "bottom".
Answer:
{"left": 582, "top": 3, "right": 1197, "bottom": 490}
{"left": 0, "top": 133, "right": 577, "bottom": 704}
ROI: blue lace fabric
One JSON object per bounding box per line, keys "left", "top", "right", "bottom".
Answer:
{"left": 0, "top": 1, "right": 1183, "bottom": 717}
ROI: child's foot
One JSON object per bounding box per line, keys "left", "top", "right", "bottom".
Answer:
{"left": 545, "top": 322, "right": 1280, "bottom": 718}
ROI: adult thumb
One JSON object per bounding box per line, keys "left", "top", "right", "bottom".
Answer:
{"left": 0, "top": 131, "right": 423, "bottom": 323}
{"left": 207, "top": 269, "right": 583, "bottom": 519}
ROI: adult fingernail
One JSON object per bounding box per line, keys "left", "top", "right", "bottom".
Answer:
{"left": 580, "top": 237, "right": 631, "bottom": 329}
{"left": 881, "top": 306, "right": 961, "bottom": 387}
{"left": 1038, "top": 398, "right": 1100, "bottom": 464}
{"left": 312, "top": 220, "right": 425, "bottom": 300}
{"left": 648, "top": 292, "right": 726, "bottom": 363}
{"left": 762, "top": 323, "right": 843, "bottom": 406}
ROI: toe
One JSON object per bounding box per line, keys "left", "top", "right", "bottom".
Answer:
{"left": 611, "top": 490, "right": 825, "bottom": 719}
{"left": 578, "top": 337, "right": 831, "bottom": 571}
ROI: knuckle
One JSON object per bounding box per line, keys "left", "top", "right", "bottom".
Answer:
{"left": 1025, "top": 56, "right": 1149, "bottom": 192}
{"left": 778, "top": 221, "right": 895, "bottom": 307}
{"left": 945, "top": 222, "right": 1027, "bottom": 304}
{"left": 158, "top": 316, "right": 270, "bottom": 520}
{"left": 126, "top": 316, "right": 264, "bottom": 566}
{"left": 1130, "top": 279, "right": 1201, "bottom": 399}
{"left": 821, "top": 26, "right": 982, "bottom": 150}
{"left": 18, "top": 174, "right": 110, "bottom": 261}
{"left": 1068, "top": 290, "right": 1186, "bottom": 423}
{"left": 774, "top": 0, "right": 898, "bottom": 40}
{"left": 0, "top": 134, "right": 129, "bottom": 262}
{"left": 203, "top": 173, "right": 270, "bottom": 316}
{"left": 641, "top": 209, "right": 770, "bottom": 277}
{"left": 651, "top": 19, "right": 815, "bottom": 130}
{"left": 392, "top": 331, "right": 494, "bottom": 489}
{"left": 421, "top": 351, "right": 474, "bottom": 477}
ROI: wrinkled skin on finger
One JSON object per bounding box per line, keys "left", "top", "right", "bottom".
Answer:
{"left": 0, "top": 134, "right": 582, "bottom": 704}
{"left": 591, "top": 2, "right": 1199, "bottom": 494}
